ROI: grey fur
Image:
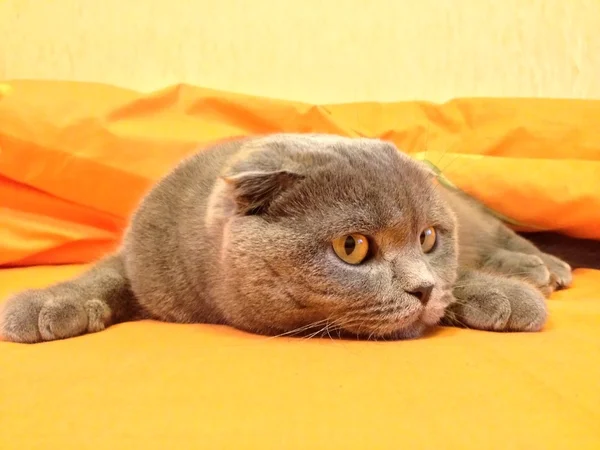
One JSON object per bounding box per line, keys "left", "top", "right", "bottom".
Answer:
{"left": 0, "top": 134, "right": 572, "bottom": 343}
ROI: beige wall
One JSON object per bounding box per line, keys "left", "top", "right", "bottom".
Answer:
{"left": 1, "top": 0, "right": 599, "bottom": 103}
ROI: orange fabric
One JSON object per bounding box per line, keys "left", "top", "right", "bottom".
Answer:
{"left": 1, "top": 265, "right": 599, "bottom": 449}
{"left": 1, "top": 80, "right": 600, "bottom": 448}
{"left": 1, "top": 80, "right": 600, "bottom": 266}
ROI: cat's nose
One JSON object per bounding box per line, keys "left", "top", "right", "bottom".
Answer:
{"left": 407, "top": 283, "right": 434, "bottom": 306}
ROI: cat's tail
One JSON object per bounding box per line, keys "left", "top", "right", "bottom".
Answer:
{"left": 0, "top": 253, "right": 148, "bottom": 343}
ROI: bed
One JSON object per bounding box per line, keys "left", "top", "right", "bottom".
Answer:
{"left": 1, "top": 80, "right": 599, "bottom": 449}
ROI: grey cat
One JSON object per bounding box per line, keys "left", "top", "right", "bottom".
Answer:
{"left": 0, "top": 134, "right": 572, "bottom": 343}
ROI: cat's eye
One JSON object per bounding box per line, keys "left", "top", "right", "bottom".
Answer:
{"left": 332, "top": 234, "right": 370, "bottom": 265}
{"left": 420, "top": 227, "right": 437, "bottom": 253}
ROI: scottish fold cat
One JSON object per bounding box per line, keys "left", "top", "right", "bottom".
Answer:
{"left": 0, "top": 134, "right": 571, "bottom": 342}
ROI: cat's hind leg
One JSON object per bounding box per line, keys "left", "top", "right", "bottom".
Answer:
{"left": 0, "top": 253, "right": 143, "bottom": 343}
{"left": 483, "top": 227, "right": 573, "bottom": 295}
{"left": 480, "top": 248, "right": 555, "bottom": 296}
{"left": 443, "top": 268, "right": 547, "bottom": 332}
{"left": 502, "top": 227, "right": 573, "bottom": 288}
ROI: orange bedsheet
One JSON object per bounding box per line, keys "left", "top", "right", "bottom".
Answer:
{"left": 1, "top": 80, "right": 600, "bottom": 266}
{"left": 1, "top": 80, "right": 600, "bottom": 449}
{"left": 1, "top": 265, "right": 599, "bottom": 449}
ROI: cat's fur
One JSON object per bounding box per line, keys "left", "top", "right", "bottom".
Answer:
{"left": 0, "top": 134, "right": 572, "bottom": 343}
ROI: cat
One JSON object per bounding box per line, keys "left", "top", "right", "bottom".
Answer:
{"left": 0, "top": 133, "right": 572, "bottom": 343}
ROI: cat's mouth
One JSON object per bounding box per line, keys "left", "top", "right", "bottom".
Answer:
{"left": 330, "top": 291, "right": 453, "bottom": 340}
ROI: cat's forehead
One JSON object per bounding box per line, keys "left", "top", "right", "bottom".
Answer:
{"left": 302, "top": 138, "right": 428, "bottom": 190}
{"left": 265, "top": 135, "right": 440, "bottom": 228}
{"left": 258, "top": 134, "right": 411, "bottom": 171}
{"left": 315, "top": 153, "right": 433, "bottom": 211}
{"left": 257, "top": 133, "right": 375, "bottom": 148}
{"left": 257, "top": 133, "right": 399, "bottom": 160}
{"left": 257, "top": 134, "right": 430, "bottom": 192}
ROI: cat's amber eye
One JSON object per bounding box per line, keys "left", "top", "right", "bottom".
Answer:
{"left": 332, "top": 234, "right": 370, "bottom": 265}
{"left": 420, "top": 227, "right": 437, "bottom": 253}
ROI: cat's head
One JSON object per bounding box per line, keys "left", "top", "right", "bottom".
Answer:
{"left": 210, "top": 134, "right": 458, "bottom": 339}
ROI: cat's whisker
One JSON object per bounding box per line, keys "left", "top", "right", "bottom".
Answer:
{"left": 325, "top": 326, "right": 340, "bottom": 341}
{"left": 303, "top": 325, "right": 330, "bottom": 340}
{"left": 427, "top": 149, "right": 490, "bottom": 197}
{"left": 436, "top": 152, "right": 463, "bottom": 176}
{"left": 299, "top": 315, "right": 362, "bottom": 340}
{"left": 325, "top": 313, "right": 385, "bottom": 340}
{"left": 301, "top": 321, "right": 337, "bottom": 340}
{"left": 367, "top": 328, "right": 377, "bottom": 341}
{"left": 431, "top": 144, "right": 453, "bottom": 169}
{"left": 423, "top": 135, "right": 467, "bottom": 173}
{"left": 331, "top": 316, "right": 369, "bottom": 335}
{"left": 435, "top": 135, "right": 498, "bottom": 180}
{"left": 262, "top": 318, "right": 330, "bottom": 340}
{"left": 444, "top": 314, "right": 474, "bottom": 330}
{"left": 324, "top": 318, "right": 362, "bottom": 338}
{"left": 333, "top": 311, "right": 411, "bottom": 341}
{"left": 435, "top": 138, "right": 490, "bottom": 176}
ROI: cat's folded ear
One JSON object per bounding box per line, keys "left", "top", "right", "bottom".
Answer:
{"left": 221, "top": 170, "right": 304, "bottom": 215}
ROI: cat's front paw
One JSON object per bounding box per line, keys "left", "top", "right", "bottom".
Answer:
{"left": 0, "top": 289, "right": 110, "bottom": 343}
{"left": 445, "top": 270, "right": 547, "bottom": 332}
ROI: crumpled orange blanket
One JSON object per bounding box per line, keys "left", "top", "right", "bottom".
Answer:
{"left": 1, "top": 80, "right": 599, "bottom": 266}
{"left": 0, "top": 81, "right": 599, "bottom": 449}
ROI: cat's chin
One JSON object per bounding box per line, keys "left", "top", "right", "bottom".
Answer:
{"left": 346, "top": 318, "right": 432, "bottom": 341}
{"left": 420, "top": 304, "right": 448, "bottom": 327}
{"left": 330, "top": 304, "right": 448, "bottom": 341}
{"left": 381, "top": 305, "right": 448, "bottom": 340}
{"left": 327, "top": 322, "right": 429, "bottom": 341}
{"left": 387, "top": 321, "right": 430, "bottom": 340}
